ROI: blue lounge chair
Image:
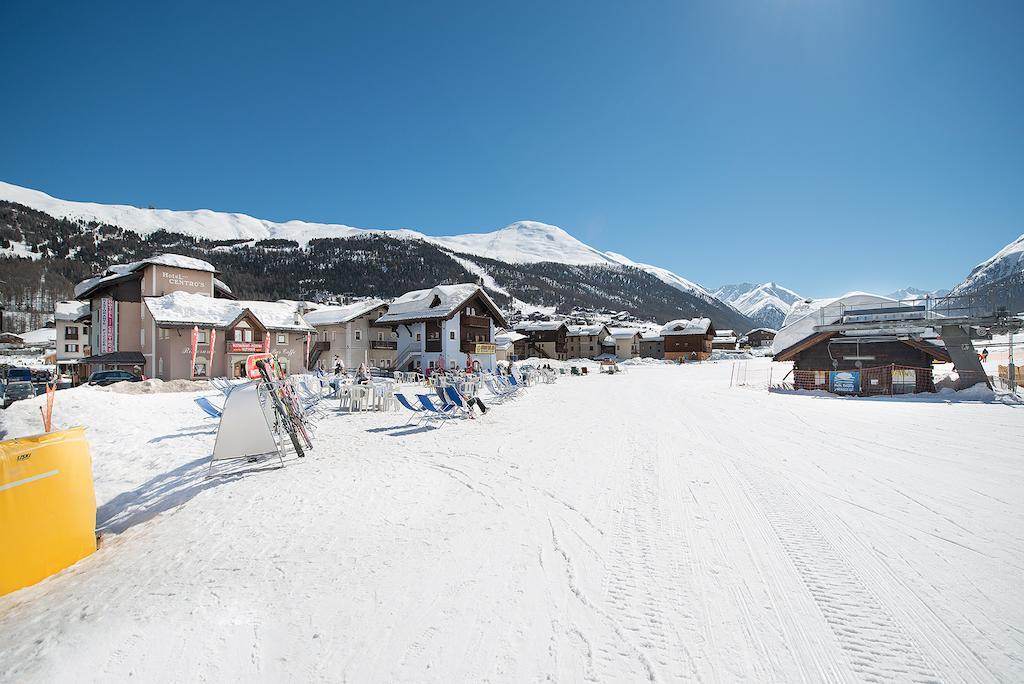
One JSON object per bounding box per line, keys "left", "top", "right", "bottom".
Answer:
{"left": 194, "top": 396, "right": 223, "bottom": 419}
{"left": 395, "top": 393, "right": 424, "bottom": 425}
{"left": 444, "top": 386, "right": 473, "bottom": 417}
{"left": 416, "top": 394, "right": 456, "bottom": 423}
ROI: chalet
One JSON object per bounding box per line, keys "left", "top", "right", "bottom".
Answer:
{"left": 773, "top": 294, "right": 951, "bottom": 395}
{"left": 303, "top": 299, "right": 395, "bottom": 371}
{"left": 144, "top": 291, "right": 315, "bottom": 379}
{"left": 661, "top": 318, "right": 715, "bottom": 361}
{"left": 375, "top": 283, "right": 507, "bottom": 372}
{"left": 740, "top": 328, "right": 776, "bottom": 348}
{"left": 493, "top": 328, "right": 526, "bottom": 363}
{"left": 712, "top": 329, "right": 738, "bottom": 350}
{"left": 639, "top": 333, "right": 664, "bottom": 359}
{"left": 566, "top": 324, "right": 610, "bottom": 360}
{"left": 0, "top": 332, "right": 23, "bottom": 347}
{"left": 54, "top": 301, "right": 91, "bottom": 384}
{"left": 513, "top": 320, "right": 569, "bottom": 361}
{"left": 608, "top": 329, "right": 642, "bottom": 360}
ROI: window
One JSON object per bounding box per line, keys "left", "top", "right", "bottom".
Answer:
{"left": 277, "top": 333, "right": 287, "bottom": 344}
{"left": 377, "top": 332, "right": 384, "bottom": 341}
{"left": 158, "top": 357, "right": 163, "bottom": 376}
{"left": 415, "top": 333, "right": 422, "bottom": 342}
{"left": 194, "top": 360, "right": 207, "bottom": 377}
{"left": 197, "top": 330, "right": 208, "bottom": 344}
{"left": 449, "top": 331, "right": 456, "bottom": 340}
{"left": 278, "top": 359, "right": 288, "bottom": 373}
{"left": 355, "top": 330, "right": 362, "bottom": 341}
{"left": 331, "top": 331, "right": 336, "bottom": 341}
{"left": 244, "top": 328, "right": 253, "bottom": 342}
{"left": 64, "top": 344, "right": 78, "bottom": 353}
{"left": 234, "top": 329, "right": 243, "bottom": 342}
{"left": 65, "top": 327, "right": 79, "bottom": 340}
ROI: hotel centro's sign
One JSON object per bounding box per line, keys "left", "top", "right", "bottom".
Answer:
{"left": 160, "top": 270, "right": 207, "bottom": 291}
{"left": 474, "top": 343, "right": 496, "bottom": 355}
{"left": 228, "top": 341, "right": 263, "bottom": 354}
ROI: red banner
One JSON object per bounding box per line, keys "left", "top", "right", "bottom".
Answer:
{"left": 208, "top": 328, "right": 216, "bottom": 374}
{"left": 190, "top": 326, "right": 199, "bottom": 379}
{"left": 263, "top": 334, "right": 271, "bottom": 353}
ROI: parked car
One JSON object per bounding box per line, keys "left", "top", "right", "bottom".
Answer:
{"left": 87, "top": 370, "right": 143, "bottom": 387}
{"left": 2, "top": 367, "right": 36, "bottom": 409}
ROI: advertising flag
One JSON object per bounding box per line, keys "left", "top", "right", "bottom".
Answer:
{"left": 208, "top": 328, "right": 217, "bottom": 374}
{"left": 190, "top": 326, "right": 199, "bottom": 379}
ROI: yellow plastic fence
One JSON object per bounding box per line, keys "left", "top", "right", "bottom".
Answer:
{"left": 0, "top": 426, "right": 96, "bottom": 597}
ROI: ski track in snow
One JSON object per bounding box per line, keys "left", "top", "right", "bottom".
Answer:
{"left": 0, "top": 361, "right": 1022, "bottom": 682}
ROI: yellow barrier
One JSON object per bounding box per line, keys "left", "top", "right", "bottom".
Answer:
{"left": 0, "top": 427, "right": 96, "bottom": 597}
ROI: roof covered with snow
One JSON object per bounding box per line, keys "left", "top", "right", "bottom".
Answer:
{"left": 303, "top": 299, "right": 388, "bottom": 326}
{"left": 54, "top": 300, "right": 90, "bottom": 321}
{"left": 566, "top": 324, "right": 608, "bottom": 337}
{"left": 773, "top": 292, "right": 894, "bottom": 355}
{"left": 609, "top": 328, "right": 642, "bottom": 339}
{"left": 75, "top": 253, "right": 218, "bottom": 298}
{"left": 375, "top": 284, "right": 505, "bottom": 326}
{"left": 144, "top": 291, "right": 315, "bottom": 331}
{"left": 514, "top": 320, "right": 567, "bottom": 333}
{"left": 661, "top": 318, "right": 712, "bottom": 336}
{"left": 19, "top": 327, "right": 57, "bottom": 347}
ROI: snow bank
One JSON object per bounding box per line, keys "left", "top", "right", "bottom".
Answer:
{"left": 104, "top": 378, "right": 212, "bottom": 394}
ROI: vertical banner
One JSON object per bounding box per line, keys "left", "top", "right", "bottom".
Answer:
{"left": 305, "top": 332, "right": 311, "bottom": 370}
{"left": 208, "top": 328, "right": 217, "bottom": 375}
{"left": 98, "top": 298, "right": 116, "bottom": 354}
{"left": 263, "top": 333, "right": 271, "bottom": 353}
{"left": 190, "top": 326, "right": 199, "bottom": 379}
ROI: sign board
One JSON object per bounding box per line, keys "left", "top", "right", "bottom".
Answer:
{"left": 98, "top": 297, "right": 117, "bottom": 354}
{"left": 229, "top": 341, "right": 264, "bottom": 354}
{"left": 245, "top": 353, "right": 277, "bottom": 380}
{"left": 830, "top": 370, "right": 860, "bottom": 394}
{"left": 892, "top": 368, "right": 916, "bottom": 393}
{"left": 474, "top": 343, "right": 496, "bottom": 355}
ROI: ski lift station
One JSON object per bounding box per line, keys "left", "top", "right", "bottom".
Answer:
{"left": 774, "top": 290, "right": 1023, "bottom": 395}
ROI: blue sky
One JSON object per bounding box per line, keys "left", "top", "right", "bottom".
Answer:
{"left": 2, "top": 1, "right": 1021, "bottom": 296}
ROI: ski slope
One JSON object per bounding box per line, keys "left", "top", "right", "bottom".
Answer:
{"left": 0, "top": 362, "right": 1021, "bottom": 682}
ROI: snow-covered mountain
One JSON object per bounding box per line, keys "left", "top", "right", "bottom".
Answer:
{"left": 0, "top": 181, "right": 716, "bottom": 302}
{"left": 950, "top": 233, "right": 1024, "bottom": 295}
{"left": 1, "top": 183, "right": 756, "bottom": 332}
{"left": 885, "top": 287, "right": 950, "bottom": 301}
{"left": 713, "top": 282, "right": 803, "bottom": 330}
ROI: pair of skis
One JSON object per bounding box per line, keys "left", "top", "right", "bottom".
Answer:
{"left": 254, "top": 358, "right": 313, "bottom": 459}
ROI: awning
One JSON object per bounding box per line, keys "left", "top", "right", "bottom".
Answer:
{"left": 81, "top": 351, "right": 146, "bottom": 366}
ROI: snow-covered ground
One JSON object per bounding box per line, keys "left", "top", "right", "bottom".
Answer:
{"left": 1, "top": 360, "right": 1022, "bottom": 682}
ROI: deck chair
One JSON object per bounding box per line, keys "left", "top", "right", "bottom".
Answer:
{"left": 395, "top": 393, "right": 425, "bottom": 425}
{"left": 194, "top": 396, "right": 223, "bottom": 419}
{"left": 416, "top": 394, "right": 456, "bottom": 424}
{"left": 443, "top": 385, "right": 474, "bottom": 418}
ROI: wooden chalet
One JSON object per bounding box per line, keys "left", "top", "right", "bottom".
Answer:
{"left": 660, "top": 318, "right": 715, "bottom": 361}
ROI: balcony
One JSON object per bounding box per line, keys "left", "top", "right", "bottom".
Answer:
{"left": 370, "top": 340, "right": 397, "bottom": 350}
{"left": 461, "top": 314, "right": 491, "bottom": 329}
